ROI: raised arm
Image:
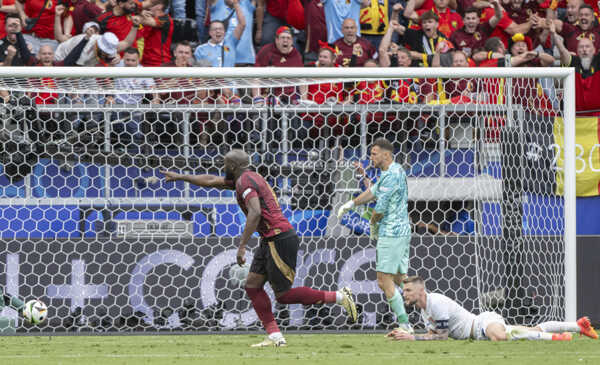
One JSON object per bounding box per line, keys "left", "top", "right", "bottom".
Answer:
{"left": 160, "top": 170, "right": 234, "bottom": 189}
{"left": 403, "top": 0, "right": 419, "bottom": 23}
{"left": 54, "top": 4, "right": 72, "bottom": 43}
{"left": 550, "top": 19, "right": 570, "bottom": 66}
{"left": 255, "top": 0, "right": 265, "bottom": 45}
{"left": 117, "top": 15, "right": 141, "bottom": 52}
{"left": 488, "top": 0, "right": 502, "bottom": 29}
{"left": 379, "top": 20, "right": 405, "bottom": 67}
{"left": 15, "top": 0, "right": 27, "bottom": 25}
{"left": 0, "top": 1, "right": 17, "bottom": 14}
{"left": 232, "top": 0, "right": 246, "bottom": 41}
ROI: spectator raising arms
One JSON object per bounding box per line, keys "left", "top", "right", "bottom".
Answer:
{"left": 195, "top": 0, "right": 246, "bottom": 67}
{"left": 137, "top": 0, "right": 174, "bottom": 67}
{"left": 552, "top": 19, "right": 600, "bottom": 116}
{"left": 333, "top": 18, "right": 377, "bottom": 67}
{"left": 54, "top": 20, "right": 140, "bottom": 66}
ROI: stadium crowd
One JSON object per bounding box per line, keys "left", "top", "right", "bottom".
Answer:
{"left": 0, "top": 0, "right": 597, "bottom": 115}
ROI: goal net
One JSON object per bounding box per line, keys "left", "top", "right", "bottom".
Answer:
{"left": 0, "top": 67, "right": 575, "bottom": 334}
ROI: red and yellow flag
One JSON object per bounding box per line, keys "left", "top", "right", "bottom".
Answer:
{"left": 554, "top": 117, "right": 600, "bottom": 196}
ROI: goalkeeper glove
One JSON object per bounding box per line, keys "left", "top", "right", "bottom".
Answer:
{"left": 337, "top": 200, "right": 355, "bottom": 219}
{"left": 370, "top": 223, "right": 379, "bottom": 240}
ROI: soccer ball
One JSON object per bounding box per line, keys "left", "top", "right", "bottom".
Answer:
{"left": 22, "top": 299, "right": 48, "bottom": 325}
{"left": 229, "top": 263, "right": 250, "bottom": 287}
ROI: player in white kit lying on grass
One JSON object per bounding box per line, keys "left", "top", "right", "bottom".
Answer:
{"left": 387, "top": 276, "right": 598, "bottom": 341}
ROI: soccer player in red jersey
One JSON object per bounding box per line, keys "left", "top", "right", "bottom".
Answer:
{"left": 161, "top": 150, "right": 358, "bottom": 347}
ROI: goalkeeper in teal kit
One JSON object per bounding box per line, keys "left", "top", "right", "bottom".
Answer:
{"left": 337, "top": 138, "right": 412, "bottom": 332}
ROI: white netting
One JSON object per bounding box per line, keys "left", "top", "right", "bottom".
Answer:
{"left": 0, "top": 68, "right": 575, "bottom": 333}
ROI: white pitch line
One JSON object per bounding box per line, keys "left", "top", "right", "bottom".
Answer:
{"left": 0, "top": 351, "right": 598, "bottom": 360}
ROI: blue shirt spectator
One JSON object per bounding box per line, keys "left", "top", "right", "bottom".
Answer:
{"left": 194, "top": 0, "right": 246, "bottom": 67}
{"left": 209, "top": 0, "right": 256, "bottom": 64}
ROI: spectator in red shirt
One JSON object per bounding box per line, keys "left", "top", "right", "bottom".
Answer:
{"left": 303, "top": 44, "right": 346, "bottom": 145}
{"left": 410, "top": 0, "right": 457, "bottom": 12}
{"left": 405, "top": 0, "right": 463, "bottom": 38}
{"left": 508, "top": 32, "right": 554, "bottom": 66}
{"left": 95, "top": 0, "right": 157, "bottom": 48}
{"left": 255, "top": 0, "right": 287, "bottom": 47}
{"left": 137, "top": 0, "right": 173, "bottom": 67}
{"left": 450, "top": 3, "right": 502, "bottom": 57}
{"left": 56, "top": 0, "right": 104, "bottom": 40}
{"left": 304, "top": 0, "right": 328, "bottom": 58}
{"left": 0, "top": 0, "right": 16, "bottom": 40}
{"left": 305, "top": 44, "right": 343, "bottom": 104}
{"left": 550, "top": 4, "right": 600, "bottom": 52}
{"left": 563, "top": 0, "right": 583, "bottom": 25}
{"left": 15, "top": 0, "right": 66, "bottom": 53}
{"left": 253, "top": 26, "right": 303, "bottom": 104}
{"left": 333, "top": 18, "right": 377, "bottom": 67}
{"left": 553, "top": 21, "right": 600, "bottom": 115}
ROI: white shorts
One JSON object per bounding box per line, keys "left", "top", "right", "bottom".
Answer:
{"left": 472, "top": 311, "right": 506, "bottom": 340}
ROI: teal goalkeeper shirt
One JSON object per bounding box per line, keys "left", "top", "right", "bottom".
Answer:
{"left": 370, "top": 162, "right": 411, "bottom": 237}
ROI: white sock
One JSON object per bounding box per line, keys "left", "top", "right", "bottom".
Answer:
{"left": 537, "top": 321, "right": 579, "bottom": 333}
{"left": 335, "top": 291, "right": 344, "bottom": 304}
{"left": 269, "top": 332, "right": 284, "bottom": 340}
{"left": 508, "top": 327, "right": 553, "bottom": 341}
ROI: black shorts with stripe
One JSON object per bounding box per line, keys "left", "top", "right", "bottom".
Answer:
{"left": 250, "top": 230, "right": 299, "bottom": 293}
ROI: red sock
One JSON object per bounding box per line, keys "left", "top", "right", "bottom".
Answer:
{"left": 245, "top": 287, "right": 279, "bottom": 334}
{"left": 277, "top": 286, "right": 337, "bottom": 305}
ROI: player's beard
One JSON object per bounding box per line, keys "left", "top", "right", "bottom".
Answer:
{"left": 581, "top": 57, "right": 592, "bottom": 70}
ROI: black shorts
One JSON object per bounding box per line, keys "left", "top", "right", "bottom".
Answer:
{"left": 250, "top": 230, "right": 299, "bottom": 293}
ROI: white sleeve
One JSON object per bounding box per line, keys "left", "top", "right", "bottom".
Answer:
{"left": 429, "top": 295, "right": 450, "bottom": 331}
{"left": 54, "top": 35, "right": 82, "bottom": 61}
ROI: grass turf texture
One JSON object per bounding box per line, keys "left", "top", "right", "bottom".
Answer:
{"left": 0, "top": 334, "right": 597, "bottom": 365}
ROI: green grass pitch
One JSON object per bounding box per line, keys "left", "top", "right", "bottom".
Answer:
{"left": 1, "top": 333, "right": 598, "bottom": 365}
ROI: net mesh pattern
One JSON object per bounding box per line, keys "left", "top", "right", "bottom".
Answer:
{"left": 0, "top": 73, "right": 567, "bottom": 333}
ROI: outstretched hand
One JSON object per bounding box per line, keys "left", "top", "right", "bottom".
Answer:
{"left": 160, "top": 170, "right": 181, "bottom": 182}
{"left": 386, "top": 329, "right": 416, "bottom": 341}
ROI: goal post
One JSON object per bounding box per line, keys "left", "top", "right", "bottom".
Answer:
{"left": 0, "top": 66, "right": 576, "bottom": 332}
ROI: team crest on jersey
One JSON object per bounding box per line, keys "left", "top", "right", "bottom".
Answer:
{"left": 47, "top": 0, "right": 53, "bottom": 9}
{"left": 459, "top": 40, "right": 466, "bottom": 46}
{"left": 353, "top": 43, "right": 363, "bottom": 57}
{"left": 224, "top": 46, "right": 230, "bottom": 52}
{"left": 577, "top": 33, "right": 596, "bottom": 41}
{"left": 474, "top": 32, "right": 481, "bottom": 41}
{"left": 280, "top": 56, "right": 286, "bottom": 63}
{"left": 451, "top": 21, "right": 457, "bottom": 28}
{"left": 526, "top": 9, "right": 532, "bottom": 15}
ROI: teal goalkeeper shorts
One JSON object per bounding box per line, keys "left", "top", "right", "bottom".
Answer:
{"left": 376, "top": 235, "right": 411, "bottom": 274}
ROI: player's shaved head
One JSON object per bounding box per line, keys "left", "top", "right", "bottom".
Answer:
{"left": 224, "top": 149, "right": 250, "bottom": 182}
{"left": 225, "top": 149, "right": 250, "bottom": 168}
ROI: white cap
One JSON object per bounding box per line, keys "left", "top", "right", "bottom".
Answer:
{"left": 82, "top": 21, "right": 100, "bottom": 33}
{"left": 97, "top": 32, "right": 118, "bottom": 56}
